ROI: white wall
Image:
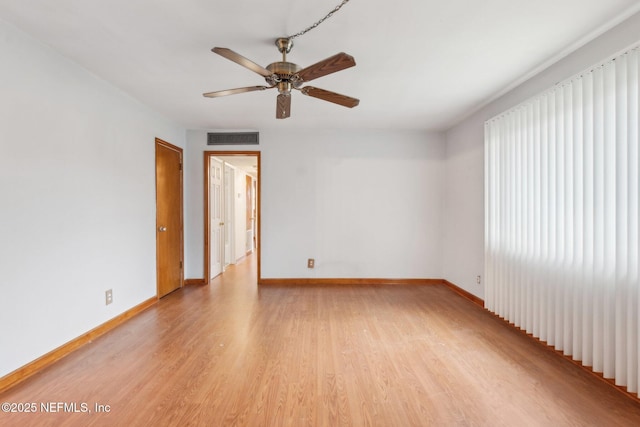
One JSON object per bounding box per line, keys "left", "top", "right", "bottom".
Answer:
{"left": 185, "top": 129, "right": 445, "bottom": 280}
{"left": 443, "top": 11, "right": 640, "bottom": 299}
{"left": 0, "top": 18, "right": 185, "bottom": 378}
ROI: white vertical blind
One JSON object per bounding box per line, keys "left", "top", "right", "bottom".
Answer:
{"left": 485, "top": 46, "right": 640, "bottom": 393}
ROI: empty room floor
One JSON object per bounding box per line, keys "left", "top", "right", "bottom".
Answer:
{"left": 2, "top": 255, "right": 640, "bottom": 426}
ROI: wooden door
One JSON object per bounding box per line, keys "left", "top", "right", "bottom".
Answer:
{"left": 209, "top": 158, "right": 223, "bottom": 279}
{"left": 156, "top": 139, "right": 183, "bottom": 297}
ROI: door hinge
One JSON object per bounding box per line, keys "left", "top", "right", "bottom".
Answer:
{"left": 179, "top": 162, "right": 182, "bottom": 171}
{"left": 179, "top": 261, "right": 183, "bottom": 269}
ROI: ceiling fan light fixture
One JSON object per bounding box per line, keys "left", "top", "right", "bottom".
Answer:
{"left": 277, "top": 81, "right": 292, "bottom": 95}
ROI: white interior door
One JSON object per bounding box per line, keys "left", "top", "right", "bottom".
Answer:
{"left": 223, "top": 164, "right": 234, "bottom": 269}
{"left": 209, "top": 158, "right": 223, "bottom": 279}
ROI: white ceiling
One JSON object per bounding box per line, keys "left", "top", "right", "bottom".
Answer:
{"left": 2, "top": 0, "right": 640, "bottom": 131}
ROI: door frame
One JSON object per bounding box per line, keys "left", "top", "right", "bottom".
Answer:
{"left": 155, "top": 138, "right": 184, "bottom": 297}
{"left": 204, "top": 151, "right": 261, "bottom": 284}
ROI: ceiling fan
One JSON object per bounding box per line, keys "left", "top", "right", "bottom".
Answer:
{"left": 203, "top": 38, "right": 359, "bottom": 119}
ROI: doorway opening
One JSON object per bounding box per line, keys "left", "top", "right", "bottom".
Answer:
{"left": 204, "top": 151, "right": 260, "bottom": 284}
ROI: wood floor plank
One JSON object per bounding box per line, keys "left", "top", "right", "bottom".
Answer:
{"left": 2, "top": 255, "right": 640, "bottom": 426}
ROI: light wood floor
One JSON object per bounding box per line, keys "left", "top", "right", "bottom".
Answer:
{"left": 2, "top": 255, "right": 640, "bottom": 426}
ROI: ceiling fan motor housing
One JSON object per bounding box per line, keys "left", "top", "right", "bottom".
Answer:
{"left": 266, "top": 61, "right": 303, "bottom": 93}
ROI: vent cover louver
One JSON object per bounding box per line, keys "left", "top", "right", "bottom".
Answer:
{"left": 207, "top": 132, "right": 259, "bottom": 145}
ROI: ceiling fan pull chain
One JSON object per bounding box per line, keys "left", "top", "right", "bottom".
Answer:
{"left": 287, "top": 0, "right": 351, "bottom": 40}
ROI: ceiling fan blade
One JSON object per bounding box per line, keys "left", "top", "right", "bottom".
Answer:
{"left": 300, "top": 86, "right": 360, "bottom": 108}
{"left": 296, "top": 53, "right": 356, "bottom": 83}
{"left": 212, "top": 47, "right": 273, "bottom": 77}
{"left": 203, "top": 86, "right": 270, "bottom": 98}
{"left": 276, "top": 93, "right": 291, "bottom": 119}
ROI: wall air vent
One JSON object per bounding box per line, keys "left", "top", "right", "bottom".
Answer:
{"left": 207, "top": 132, "right": 259, "bottom": 146}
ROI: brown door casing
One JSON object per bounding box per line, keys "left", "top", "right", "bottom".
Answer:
{"left": 203, "top": 151, "right": 261, "bottom": 284}
{"left": 156, "top": 138, "right": 184, "bottom": 297}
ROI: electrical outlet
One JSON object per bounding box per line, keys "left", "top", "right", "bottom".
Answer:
{"left": 105, "top": 289, "right": 113, "bottom": 305}
{"left": 476, "top": 275, "right": 481, "bottom": 285}
{"left": 307, "top": 258, "right": 315, "bottom": 269}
